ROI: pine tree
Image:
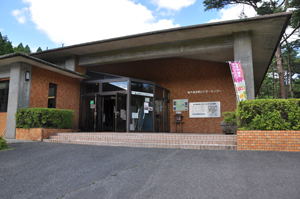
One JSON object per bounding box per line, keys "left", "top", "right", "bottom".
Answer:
{"left": 0, "top": 32, "right": 4, "bottom": 55}
{"left": 36, "top": 47, "right": 42, "bottom": 52}
{"left": 16, "top": 43, "right": 25, "bottom": 53}
{"left": 24, "top": 45, "right": 31, "bottom": 54}
{"left": 3, "top": 41, "right": 14, "bottom": 54}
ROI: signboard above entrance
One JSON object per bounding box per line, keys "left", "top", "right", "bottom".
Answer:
{"left": 131, "top": 91, "right": 154, "bottom": 97}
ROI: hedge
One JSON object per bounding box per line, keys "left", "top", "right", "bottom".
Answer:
{"left": 237, "top": 99, "right": 300, "bottom": 130}
{"left": 16, "top": 108, "right": 75, "bottom": 129}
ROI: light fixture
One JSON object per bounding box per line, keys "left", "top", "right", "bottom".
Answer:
{"left": 25, "top": 71, "right": 30, "bottom": 82}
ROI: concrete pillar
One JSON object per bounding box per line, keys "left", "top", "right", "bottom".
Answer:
{"left": 6, "top": 62, "right": 32, "bottom": 139}
{"left": 233, "top": 32, "right": 255, "bottom": 100}
{"left": 65, "top": 56, "right": 76, "bottom": 71}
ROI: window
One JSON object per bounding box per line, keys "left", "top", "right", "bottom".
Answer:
{"left": 131, "top": 82, "right": 153, "bottom": 93}
{"left": 48, "top": 83, "right": 57, "bottom": 108}
{"left": 103, "top": 81, "right": 127, "bottom": 92}
{"left": 0, "top": 80, "right": 9, "bottom": 112}
{"left": 85, "top": 83, "right": 99, "bottom": 93}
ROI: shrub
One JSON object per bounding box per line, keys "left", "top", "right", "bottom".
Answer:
{"left": 237, "top": 99, "right": 300, "bottom": 130}
{"left": 222, "top": 111, "right": 236, "bottom": 124}
{"left": 16, "top": 108, "right": 75, "bottom": 129}
{"left": 0, "top": 136, "right": 8, "bottom": 150}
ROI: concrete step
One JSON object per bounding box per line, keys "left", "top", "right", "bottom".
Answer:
{"left": 43, "top": 139, "right": 237, "bottom": 150}
{"left": 53, "top": 132, "right": 237, "bottom": 141}
{"left": 48, "top": 135, "right": 237, "bottom": 145}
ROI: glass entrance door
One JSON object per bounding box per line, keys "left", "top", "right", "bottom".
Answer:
{"left": 155, "top": 99, "right": 169, "bottom": 132}
{"left": 102, "top": 96, "right": 115, "bottom": 131}
{"left": 115, "top": 93, "right": 127, "bottom": 132}
{"left": 155, "top": 100, "right": 163, "bottom": 132}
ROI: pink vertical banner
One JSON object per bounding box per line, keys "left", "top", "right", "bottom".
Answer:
{"left": 230, "top": 62, "right": 247, "bottom": 101}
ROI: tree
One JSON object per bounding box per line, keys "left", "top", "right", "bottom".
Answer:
{"left": 0, "top": 32, "right": 4, "bottom": 55}
{"left": 0, "top": 32, "right": 14, "bottom": 55}
{"left": 203, "top": 0, "right": 300, "bottom": 98}
{"left": 36, "top": 47, "right": 42, "bottom": 52}
{"left": 24, "top": 45, "right": 31, "bottom": 54}
{"left": 14, "top": 43, "right": 25, "bottom": 53}
{"left": 3, "top": 41, "right": 14, "bottom": 55}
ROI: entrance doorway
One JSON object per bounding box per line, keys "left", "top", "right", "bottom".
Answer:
{"left": 102, "top": 96, "right": 114, "bottom": 131}
{"left": 102, "top": 94, "right": 127, "bottom": 132}
{"left": 80, "top": 71, "right": 170, "bottom": 133}
{"left": 81, "top": 94, "right": 127, "bottom": 132}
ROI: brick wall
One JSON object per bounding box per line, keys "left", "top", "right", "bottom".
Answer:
{"left": 30, "top": 66, "right": 81, "bottom": 129}
{"left": 88, "top": 58, "right": 236, "bottom": 133}
{"left": 75, "top": 56, "right": 86, "bottom": 74}
{"left": 16, "top": 128, "right": 72, "bottom": 141}
{"left": 0, "top": 112, "right": 7, "bottom": 136}
{"left": 237, "top": 130, "right": 300, "bottom": 152}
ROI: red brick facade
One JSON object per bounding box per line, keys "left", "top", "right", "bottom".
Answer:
{"left": 16, "top": 128, "right": 72, "bottom": 141}
{"left": 237, "top": 130, "right": 300, "bottom": 152}
{"left": 30, "top": 66, "right": 81, "bottom": 129}
{"left": 0, "top": 112, "right": 7, "bottom": 136}
{"left": 88, "top": 58, "right": 236, "bottom": 133}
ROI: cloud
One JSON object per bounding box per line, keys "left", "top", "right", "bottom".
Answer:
{"left": 12, "top": 7, "right": 29, "bottom": 24}
{"left": 207, "top": 4, "right": 257, "bottom": 23}
{"left": 0, "top": 28, "right": 4, "bottom": 32}
{"left": 151, "top": 0, "right": 196, "bottom": 11}
{"left": 23, "top": 0, "right": 179, "bottom": 46}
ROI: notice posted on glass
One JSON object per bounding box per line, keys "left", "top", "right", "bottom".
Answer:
{"left": 189, "top": 102, "right": 220, "bottom": 118}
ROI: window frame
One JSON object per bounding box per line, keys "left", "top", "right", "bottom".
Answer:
{"left": 48, "top": 83, "right": 57, "bottom": 108}
{"left": 0, "top": 80, "right": 9, "bottom": 112}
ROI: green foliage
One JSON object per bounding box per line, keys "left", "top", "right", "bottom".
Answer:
{"left": 0, "top": 136, "right": 8, "bottom": 150}
{"left": 36, "top": 47, "right": 42, "bottom": 52}
{"left": 0, "top": 32, "right": 14, "bottom": 55}
{"left": 237, "top": 99, "right": 300, "bottom": 130}
{"left": 24, "top": 45, "right": 31, "bottom": 54}
{"left": 222, "top": 111, "right": 237, "bottom": 124}
{"left": 16, "top": 108, "right": 75, "bottom": 129}
{"left": 13, "top": 43, "right": 32, "bottom": 54}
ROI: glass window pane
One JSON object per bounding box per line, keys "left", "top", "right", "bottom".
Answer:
{"left": 130, "top": 95, "right": 153, "bottom": 131}
{"left": 48, "top": 83, "right": 57, "bottom": 108}
{"left": 131, "top": 82, "right": 153, "bottom": 94}
{"left": 0, "top": 81, "right": 9, "bottom": 112}
{"left": 85, "top": 83, "right": 99, "bottom": 93}
{"left": 103, "top": 81, "right": 127, "bottom": 92}
{"left": 166, "top": 91, "right": 170, "bottom": 100}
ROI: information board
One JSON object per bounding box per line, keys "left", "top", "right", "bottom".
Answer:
{"left": 189, "top": 102, "right": 220, "bottom": 118}
{"left": 173, "top": 99, "right": 188, "bottom": 111}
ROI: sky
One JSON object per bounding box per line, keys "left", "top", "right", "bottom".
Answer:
{"left": 0, "top": 0, "right": 260, "bottom": 52}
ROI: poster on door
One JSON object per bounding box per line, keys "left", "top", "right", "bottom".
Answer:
{"left": 229, "top": 62, "right": 247, "bottom": 102}
{"left": 144, "top": 102, "right": 149, "bottom": 114}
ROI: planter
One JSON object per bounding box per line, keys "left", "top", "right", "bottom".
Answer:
{"left": 16, "top": 128, "right": 73, "bottom": 141}
{"left": 220, "top": 121, "right": 237, "bottom": 135}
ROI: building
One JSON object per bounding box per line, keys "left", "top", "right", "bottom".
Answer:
{"left": 0, "top": 12, "right": 291, "bottom": 138}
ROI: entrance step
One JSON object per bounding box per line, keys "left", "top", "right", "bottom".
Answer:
{"left": 43, "top": 133, "right": 237, "bottom": 150}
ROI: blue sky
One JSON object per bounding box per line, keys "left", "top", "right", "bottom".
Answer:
{"left": 0, "top": 0, "right": 257, "bottom": 52}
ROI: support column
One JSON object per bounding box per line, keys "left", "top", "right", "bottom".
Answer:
{"left": 233, "top": 32, "right": 255, "bottom": 100}
{"left": 6, "top": 62, "right": 32, "bottom": 139}
{"left": 65, "top": 56, "right": 76, "bottom": 71}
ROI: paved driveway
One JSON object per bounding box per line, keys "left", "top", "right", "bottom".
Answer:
{"left": 1, "top": 142, "right": 300, "bottom": 199}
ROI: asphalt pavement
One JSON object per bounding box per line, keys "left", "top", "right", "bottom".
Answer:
{"left": 0, "top": 142, "right": 300, "bottom": 199}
